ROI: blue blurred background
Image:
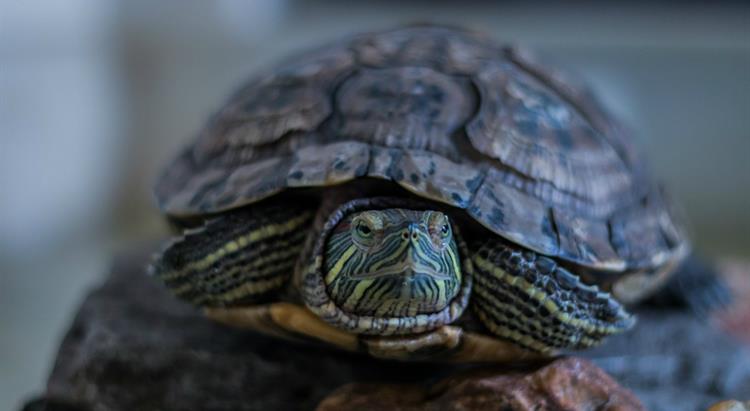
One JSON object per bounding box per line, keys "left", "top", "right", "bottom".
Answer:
{"left": 1, "top": 1, "right": 748, "bottom": 409}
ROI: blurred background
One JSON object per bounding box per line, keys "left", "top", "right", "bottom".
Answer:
{"left": 1, "top": 1, "right": 748, "bottom": 409}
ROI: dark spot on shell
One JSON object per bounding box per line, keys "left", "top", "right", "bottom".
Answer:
{"left": 428, "top": 161, "right": 436, "bottom": 176}
{"left": 555, "top": 127, "right": 576, "bottom": 150}
{"left": 466, "top": 173, "right": 483, "bottom": 193}
{"left": 489, "top": 207, "right": 505, "bottom": 227}
{"left": 451, "top": 192, "right": 465, "bottom": 206}
{"left": 354, "top": 162, "right": 369, "bottom": 177}
{"left": 541, "top": 213, "right": 556, "bottom": 240}
{"left": 515, "top": 116, "right": 539, "bottom": 137}
{"left": 468, "top": 205, "right": 482, "bottom": 218}
{"left": 391, "top": 168, "right": 404, "bottom": 181}
{"left": 609, "top": 222, "right": 628, "bottom": 256}
{"left": 410, "top": 173, "right": 420, "bottom": 184}
{"left": 386, "top": 149, "right": 405, "bottom": 181}
{"left": 289, "top": 170, "right": 304, "bottom": 180}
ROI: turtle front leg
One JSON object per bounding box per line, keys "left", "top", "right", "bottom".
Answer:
{"left": 470, "top": 240, "right": 635, "bottom": 354}
{"left": 150, "top": 203, "right": 314, "bottom": 307}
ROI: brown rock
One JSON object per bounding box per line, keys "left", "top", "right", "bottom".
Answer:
{"left": 316, "top": 357, "right": 645, "bottom": 411}
{"left": 708, "top": 400, "right": 750, "bottom": 411}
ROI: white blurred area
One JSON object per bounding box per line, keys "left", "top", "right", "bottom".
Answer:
{"left": 1, "top": 1, "right": 748, "bottom": 409}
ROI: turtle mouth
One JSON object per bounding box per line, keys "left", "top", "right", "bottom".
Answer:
{"left": 351, "top": 262, "right": 453, "bottom": 281}
{"left": 335, "top": 264, "right": 460, "bottom": 316}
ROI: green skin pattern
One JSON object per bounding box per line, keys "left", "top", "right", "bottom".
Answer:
{"left": 324, "top": 209, "right": 461, "bottom": 318}
{"left": 152, "top": 198, "right": 634, "bottom": 354}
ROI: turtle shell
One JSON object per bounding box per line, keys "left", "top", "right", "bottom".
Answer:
{"left": 155, "top": 25, "right": 688, "bottom": 274}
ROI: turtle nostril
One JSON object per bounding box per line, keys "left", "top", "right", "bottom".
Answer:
{"left": 401, "top": 232, "right": 409, "bottom": 240}
{"left": 407, "top": 223, "right": 421, "bottom": 241}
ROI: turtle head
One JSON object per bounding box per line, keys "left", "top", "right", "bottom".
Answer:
{"left": 323, "top": 209, "right": 462, "bottom": 318}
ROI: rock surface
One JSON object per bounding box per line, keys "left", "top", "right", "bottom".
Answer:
{"left": 708, "top": 400, "right": 750, "bottom": 411}
{"left": 23, "top": 250, "right": 750, "bottom": 411}
{"left": 317, "top": 357, "right": 644, "bottom": 411}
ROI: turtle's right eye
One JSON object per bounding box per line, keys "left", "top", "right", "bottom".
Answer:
{"left": 350, "top": 212, "right": 383, "bottom": 249}
{"left": 352, "top": 217, "right": 376, "bottom": 244}
{"left": 356, "top": 222, "right": 372, "bottom": 237}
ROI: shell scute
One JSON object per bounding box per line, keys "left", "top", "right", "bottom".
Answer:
{"left": 328, "top": 66, "right": 473, "bottom": 160}
{"left": 608, "top": 188, "right": 687, "bottom": 269}
{"left": 466, "top": 62, "right": 633, "bottom": 211}
{"left": 352, "top": 25, "right": 498, "bottom": 74}
{"left": 285, "top": 141, "right": 370, "bottom": 188}
{"left": 467, "top": 168, "right": 560, "bottom": 258}
{"left": 552, "top": 208, "right": 623, "bottom": 271}
{"left": 193, "top": 46, "right": 356, "bottom": 158}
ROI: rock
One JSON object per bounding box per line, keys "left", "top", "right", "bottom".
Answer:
{"left": 316, "top": 357, "right": 644, "bottom": 411}
{"left": 708, "top": 400, "right": 750, "bottom": 411}
{"left": 22, "top": 249, "right": 750, "bottom": 411}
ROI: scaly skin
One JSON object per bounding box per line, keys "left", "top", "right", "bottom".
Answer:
{"left": 472, "top": 241, "right": 634, "bottom": 353}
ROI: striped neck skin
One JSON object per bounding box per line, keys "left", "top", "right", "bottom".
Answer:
{"left": 322, "top": 208, "right": 462, "bottom": 318}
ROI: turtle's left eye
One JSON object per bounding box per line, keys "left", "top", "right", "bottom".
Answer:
{"left": 440, "top": 222, "right": 451, "bottom": 237}
{"left": 426, "top": 212, "right": 452, "bottom": 244}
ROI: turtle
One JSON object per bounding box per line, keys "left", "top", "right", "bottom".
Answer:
{"left": 150, "top": 25, "right": 725, "bottom": 362}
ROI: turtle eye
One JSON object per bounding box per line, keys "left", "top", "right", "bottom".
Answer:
{"left": 426, "top": 212, "right": 452, "bottom": 244}
{"left": 439, "top": 216, "right": 452, "bottom": 240}
{"left": 356, "top": 222, "right": 372, "bottom": 237}
{"left": 352, "top": 217, "right": 376, "bottom": 243}
{"left": 440, "top": 222, "right": 451, "bottom": 238}
{"left": 350, "top": 212, "right": 383, "bottom": 249}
